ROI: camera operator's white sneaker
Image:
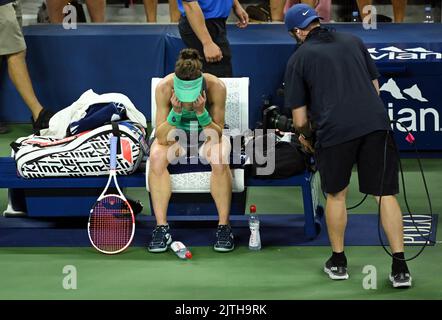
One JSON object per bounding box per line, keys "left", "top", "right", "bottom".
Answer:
{"left": 389, "top": 272, "right": 412, "bottom": 288}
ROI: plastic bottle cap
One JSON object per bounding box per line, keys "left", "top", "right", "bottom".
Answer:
{"left": 352, "top": 11, "right": 358, "bottom": 16}
{"left": 250, "top": 205, "right": 256, "bottom": 214}
{"left": 185, "top": 251, "right": 192, "bottom": 259}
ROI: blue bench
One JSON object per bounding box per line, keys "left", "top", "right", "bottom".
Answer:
{"left": 0, "top": 156, "right": 323, "bottom": 239}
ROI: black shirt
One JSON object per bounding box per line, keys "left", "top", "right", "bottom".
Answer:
{"left": 284, "top": 27, "right": 391, "bottom": 149}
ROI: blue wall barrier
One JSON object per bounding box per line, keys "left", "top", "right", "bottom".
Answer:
{"left": 1, "top": 23, "right": 441, "bottom": 150}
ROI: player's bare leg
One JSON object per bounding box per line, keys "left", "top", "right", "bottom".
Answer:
{"left": 148, "top": 140, "right": 173, "bottom": 225}
{"left": 203, "top": 136, "right": 234, "bottom": 252}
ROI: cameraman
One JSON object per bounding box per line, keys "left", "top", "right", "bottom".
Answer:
{"left": 283, "top": 4, "right": 412, "bottom": 288}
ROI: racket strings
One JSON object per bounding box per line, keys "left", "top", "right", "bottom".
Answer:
{"left": 89, "top": 196, "right": 134, "bottom": 253}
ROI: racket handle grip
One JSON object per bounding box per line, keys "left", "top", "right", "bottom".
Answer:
{"left": 110, "top": 136, "right": 118, "bottom": 170}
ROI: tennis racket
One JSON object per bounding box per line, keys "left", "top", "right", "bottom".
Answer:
{"left": 88, "top": 135, "right": 135, "bottom": 254}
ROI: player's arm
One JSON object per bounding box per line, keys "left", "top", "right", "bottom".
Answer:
{"left": 204, "top": 79, "right": 226, "bottom": 137}
{"left": 182, "top": 0, "right": 222, "bottom": 62}
{"left": 154, "top": 80, "right": 177, "bottom": 146}
{"left": 193, "top": 78, "right": 225, "bottom": 138}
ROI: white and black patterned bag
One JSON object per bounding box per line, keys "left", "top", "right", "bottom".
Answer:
{"left": 12, "top": 122, "right": 147, "bottom": 178}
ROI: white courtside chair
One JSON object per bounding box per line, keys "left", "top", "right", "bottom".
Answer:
{"left": 145, "top": 77, "right": 249, "bottom": 193}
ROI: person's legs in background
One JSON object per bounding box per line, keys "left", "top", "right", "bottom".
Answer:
{"left": 85, "top": 0, "right": 106, "bottom": 22}
{"left": 46, "top": 0, "right": 69, "bottom": 23}
{"left": 270, "top": 0, "right": 286, "bottom": 21}
{"left": 282, "top": 1, "right": 331, "bottom": 23}
{"left": 356, "top": 0, "right": 373, "bottom": 22}
{"left": 143, "top": 0, "right": 179, "bottom": 23}
{"left": 301, "top": 0, "right": 317, "bottom": 7}
{"left": 47, "top": 0, "right": 105, "bottom": 23}
{"left": 358, "top": 0, "right": 407, "bottom": 23}
{"left": 6, "top": 50, "right": 44, "bottom": 122}
{"left": 314, "top": 0, "right": 332, "bottom": 22}
{"left": 0, "top": 1, "right": 50, "bottom": 134}
{"left": 391, "top": 0, "right": 407, "bottom": 22}
{"left": 168, "top": 0, "right": 181, "bottom": 23}
{"left": 143, "top": 0, "right": 157, "bottom": 22}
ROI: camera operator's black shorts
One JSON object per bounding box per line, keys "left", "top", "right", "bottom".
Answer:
{"left": 179, "top": 16, "right": 233, "bottom": 77}
{"left": 315, "top": 130, "right": 399, "bottom": 195}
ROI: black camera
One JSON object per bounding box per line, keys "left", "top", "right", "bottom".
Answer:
{"left": 259, "top": 86, "right": 293, "bottom": 132}
{"left": 262, "top": 105, "right": 293, "bottom": 132}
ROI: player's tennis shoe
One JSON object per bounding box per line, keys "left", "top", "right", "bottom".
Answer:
{"left": 148, "top": 225, "right": 172, "bottom": 253}
{"left": 214, "top": 225, "right": 235, "bottom": 252}
{"left": 389, "top": 272, "right": 412, "bottom": 288}
{"left": 324, "top": 257, "right": 349, "bottom": 280}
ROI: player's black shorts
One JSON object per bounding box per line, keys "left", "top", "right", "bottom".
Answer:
{"left": 315, "top": 130, "right": 399, "bottom": 195}
{"left": 179, "top": 16, "right": 233, "bottom": 77}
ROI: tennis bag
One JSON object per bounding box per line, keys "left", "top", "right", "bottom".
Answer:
{"left": 247, "top": 133, "right": 310, "bottom": 179}
{"left": 12, "top": 121, "right": 148, "bottom": 178}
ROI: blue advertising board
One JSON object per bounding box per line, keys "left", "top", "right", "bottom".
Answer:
{"left": 0, "top": 23, "right": 441, "bottom": 151}
{"left": 373, "top": 43, "right": 442, "bottom": 150}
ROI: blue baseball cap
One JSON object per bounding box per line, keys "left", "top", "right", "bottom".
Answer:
{"left": 285, "top": 4, "right": 322, "bottom": 31}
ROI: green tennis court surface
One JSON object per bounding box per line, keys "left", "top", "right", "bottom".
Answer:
{"left": 0, "top": 125, "right": 441, "bottom": 300}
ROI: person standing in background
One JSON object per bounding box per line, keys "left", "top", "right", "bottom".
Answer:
{"left": 0, "top": 0, "right": 53, "bottom": 134}
{"left": 46, "top": 0, "right": 106, "bottom": 23}
{"left": 271, "top": 0, "right": 331, "bottom": 23}
{"left": 356, "top": 0, "right": 407, "bottom": 23}
{"left": 143, "top": 0, "right": 181, "bottom": 23}
{"left": 178, "top": 0, "right": 249, "bottom": 77}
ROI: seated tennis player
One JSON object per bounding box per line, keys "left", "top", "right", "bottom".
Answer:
{"left": 148, "top": 48, "right": 234, "bottom": 253}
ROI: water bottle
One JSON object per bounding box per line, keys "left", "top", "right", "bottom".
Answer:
{"left": 423, "top": 7, "right": 434, "bottom": 23}
{"left": 248, "top": 205, "right": 261, "bottom": 251}
{"left": 351, "top": 11, "right": 359, "bottom": 23}
{"left": 171, "top": 241, "right": 192, "bottom": 259}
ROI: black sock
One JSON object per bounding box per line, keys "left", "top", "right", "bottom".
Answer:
{"left": 332, "top": 251, "right": 347, "bottom": 266}
{"left": 392, "top": 252, "right": 409, "bottom": 274}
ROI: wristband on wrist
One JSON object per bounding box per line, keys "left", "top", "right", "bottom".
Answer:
{"left": 167, "top": 109, "right": 182, "bottom": 126}
{"left": 196, "top": 109, "right": 212, "bottom": 127}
